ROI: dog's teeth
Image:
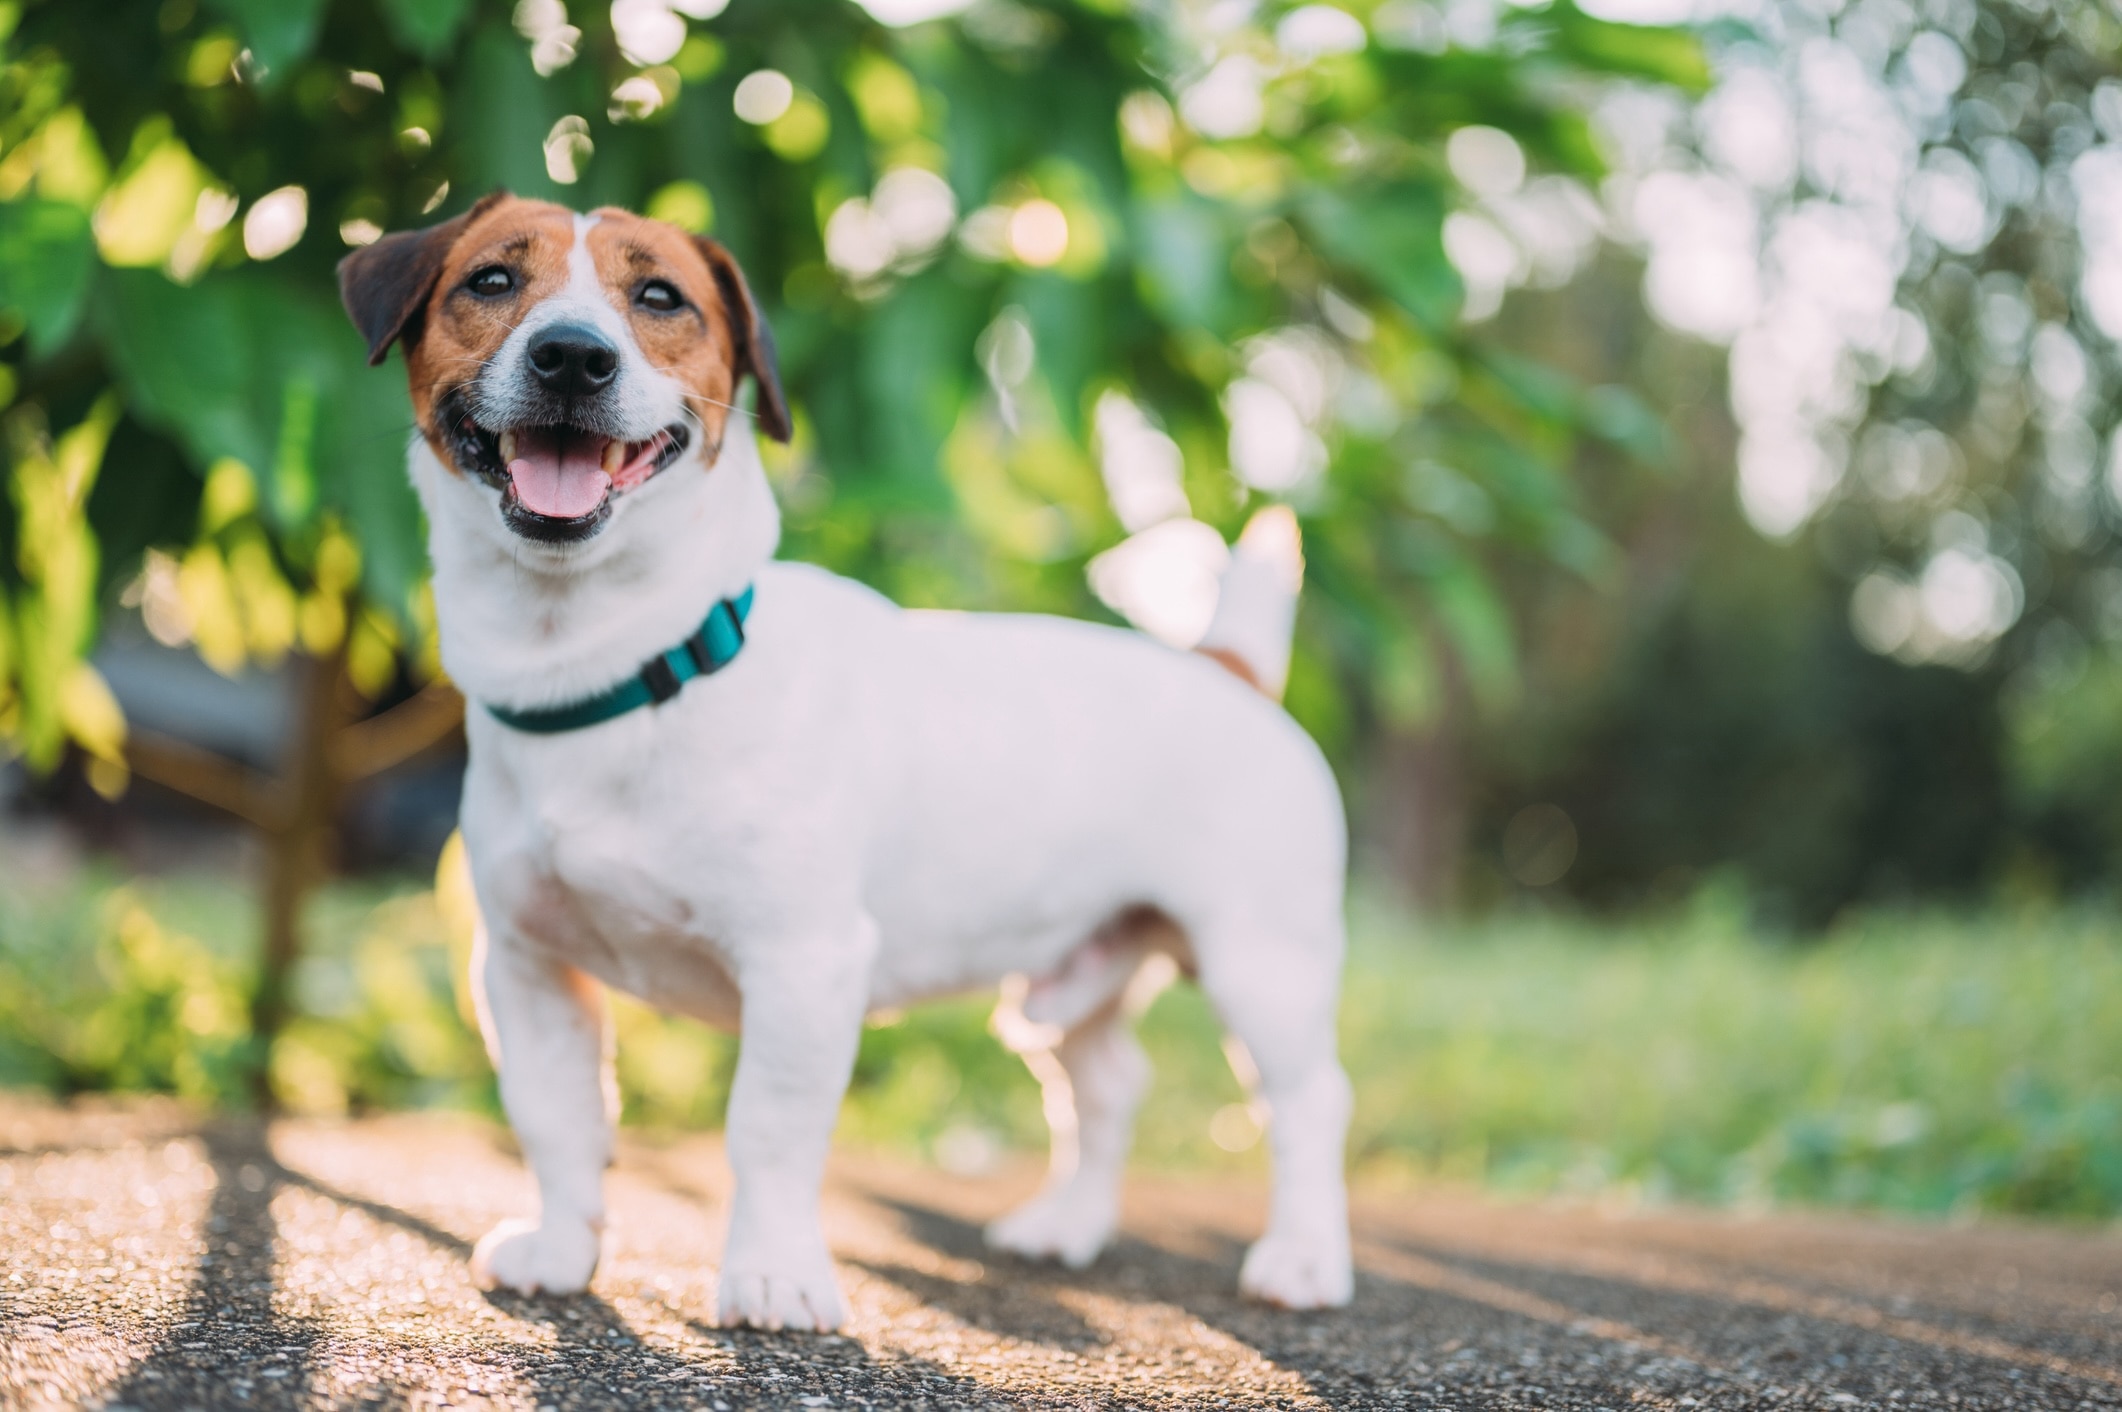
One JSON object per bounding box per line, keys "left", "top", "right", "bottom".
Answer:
{"left": 602, "top": 439, "right": 624, "bottom": 475}
{"left": 498, "top": 430, "right": 517, "bottom": 464}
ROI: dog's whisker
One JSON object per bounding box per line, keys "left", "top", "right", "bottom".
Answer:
{"left": 642, "top": 356, "right": 760, "bottom": 422}
{"left": 696, "top": 395, "right": 758, "bottom": 420}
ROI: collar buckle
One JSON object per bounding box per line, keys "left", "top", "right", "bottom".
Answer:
{"left": 484, "top": 583, "right": 756, "bottom": 734}
{"left": 639, "top": 652, "right": 684, "bottom": 703}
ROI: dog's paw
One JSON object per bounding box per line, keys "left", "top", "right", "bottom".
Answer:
{"left": 984, "top": 1185, "right": 1118, "bottom": 1270}
{"left": 1239, "top": 1226, "right": 1353, "bottom": 1310}
{"left": 470, "top": 1217, "right": 602, "bottom": 1296}
{"left": 715, "top": 1242, "right": 847, "bottom": 1332}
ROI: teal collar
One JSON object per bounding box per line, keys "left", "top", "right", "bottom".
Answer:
{"left": 486, "top": 584, "right": 756, "bottom": 734}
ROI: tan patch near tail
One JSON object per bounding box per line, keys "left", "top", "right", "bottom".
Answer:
{"left": 1195, "top": 644, "right": 1272, "bottom": 697}
{"left": 1193, "top": 505, "right": 1303, "bottom": 700}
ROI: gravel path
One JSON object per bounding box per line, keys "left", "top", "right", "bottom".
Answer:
{"left": 3, "top": 1096, "right": 2118, "bottom": 1410}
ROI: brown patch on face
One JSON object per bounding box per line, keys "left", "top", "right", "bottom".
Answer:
{"left": 583, "top": 210, "right": 745, "bottom": 451}
{"left": 396, "top": 197, "right": 577, "bottom": 458}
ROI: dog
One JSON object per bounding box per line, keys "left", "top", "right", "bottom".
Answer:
{"left": 338, "top": 192, "right": 1353, "bottom": 1329}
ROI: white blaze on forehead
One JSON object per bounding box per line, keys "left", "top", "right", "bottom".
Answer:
{"left": 549, "top": 211, "right": 625, "bottom": 334}
{"left": 566, "top": 212, "right": 605, "bottom": 306}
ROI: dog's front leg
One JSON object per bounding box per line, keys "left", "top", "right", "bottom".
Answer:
{"left": 716, "top": 914, "right": 877, "bottom": 1332}
{"left": 467, "top": 923, "right": 614, "bottom": 1297}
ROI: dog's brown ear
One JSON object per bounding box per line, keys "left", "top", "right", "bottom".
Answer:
{"left": 693, "top": 236, "right": 793, "bottom": 444}
{"left": 338, "top": 191, "right": 511, "bottom": 367}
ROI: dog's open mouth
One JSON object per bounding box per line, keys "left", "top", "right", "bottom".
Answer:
{"left": 496, "top": 424, "right": 686, "bottom": 519}
{"left": 440, "top": 395, "right": 691, "bottom": 542}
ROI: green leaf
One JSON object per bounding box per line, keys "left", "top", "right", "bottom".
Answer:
{"left": 1548, "top": 4, "right": 1712, "bottom": 93}
{"left": 1429, "top": 556, "right": 1517, "bottom": 705}
{"left": 1479, "top": 350, "right": 1580, "bottom": 425}
{"left": 321, "top": 354, "right": 427, "bottom": 615}
{"left": 201, "top": 0, "right": 331, "bottom": 80}
{"left": 379, "top": 0, "right": 474, "bottom": 61}
{"left": 97, "top": 269, "right": 279, "bottom": 478}
{"left": 0, "top": 200, "right": 94, "bottom": 355}
{"left": 1455, "top": 431, "right": 1566, "bottom": 528}
{"left": 94, "top": 270, "right": 426, "bottom": 613}
{"left": 1545, "top": 513, "right": 1618, "bottom": 583}
{"left": 1583, "top": 384, "right": 1676, "bottom": 469}
{"left": 1132, "top": 191, "right": 1237, "bottom": 336}
{"left": 850, "top": 269, "right": 984, "bottom": 503}
{"left": 1018, "top": 273, "right": 1101, "bottom": 440}
{"left": 1297, "top": 184, "right": 1461, "bottom": 333}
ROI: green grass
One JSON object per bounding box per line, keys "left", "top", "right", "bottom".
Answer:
{"left": 1327, "top": 899, "right": 2122, "bottom": 1217}
{"left": 2, "top": 859, "right": 2117, "bottom": 1218}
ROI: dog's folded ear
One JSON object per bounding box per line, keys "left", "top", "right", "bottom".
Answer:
{"left": 693, "top": 237, "right": 793, "bottom": 444}
{"left": 338, "top": 191, "right": 511, "bottom": 367}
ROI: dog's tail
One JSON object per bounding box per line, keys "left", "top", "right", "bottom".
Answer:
{"left": 1195, "top": 506, "right": 1304, "bottom": 700}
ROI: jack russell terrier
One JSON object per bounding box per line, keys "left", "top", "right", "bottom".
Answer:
{"left": 338, "top": 192, "right": 1353, "bottom": 1329}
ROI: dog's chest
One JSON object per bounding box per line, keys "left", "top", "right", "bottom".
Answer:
{"left": 477, "top": 768, "right": 745, "bottom": 1024}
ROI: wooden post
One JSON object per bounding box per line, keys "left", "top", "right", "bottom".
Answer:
{"left": 246, "top": 636, "right": 357, "bottom": 1106}
{"left": 123, "top": 618, "right": 467, "bottom": 1112}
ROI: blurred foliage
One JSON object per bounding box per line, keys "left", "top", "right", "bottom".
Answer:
{"left": 5, "top": 860, "right": 2119, "bottom": 1218}
{"left": 0, "top": 870, "right": 254, "bottom": 1098}
{"left": 1411, "top": 0, "right": 2122, "bottom": 919}
{"left": 1, "top": 390, "right": 127, "bottom": 785}
{"left": 2006, "top": 645, "right": 2122, "bottom": 884}
{"left": 1334, "top": 894, "right": 2122, "bottom": 1217}
{"left": 1830, "top": 0, "right": 2122, "bottom": 670}
{"left": 0, "top": 860, "right": 483, "bottom": 1108}
{"left": 0, "top": 0, "right": 1696, "bottom": 775}
{"left": 1461, "top": 416, "right": 2013, "bottom": 926}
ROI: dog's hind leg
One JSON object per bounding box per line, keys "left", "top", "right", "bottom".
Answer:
{"left": 980, "top": 913, "right": 1179, "bottom": 1265}
{"left": 1196, "top": 912, "right": 1353, "bottom": 1309}
{"left": 986, "top": 913, "right": 1182, "bottom": 1267}
{"left": 984, "top": 951, "right": 1164, "bottom": 1268}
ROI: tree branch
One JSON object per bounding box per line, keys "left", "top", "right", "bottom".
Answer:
{"left": 329, "top": 680, "right": 465, "bottom": 783}
{"left": 124, "top": 729, "right": 284, "bottom": 831}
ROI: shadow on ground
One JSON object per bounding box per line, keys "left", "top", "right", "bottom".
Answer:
{"left": 3, "top": 1107, "right": 2116, "bottom": 1411}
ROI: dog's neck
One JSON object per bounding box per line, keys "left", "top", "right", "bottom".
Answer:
{"left": 414, "top": 423, "right": 781, "bottom": 712}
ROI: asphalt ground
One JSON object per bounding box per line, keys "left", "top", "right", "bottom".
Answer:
{"left": 2, "top": 1096, "right": 2118, "bottom": 1410}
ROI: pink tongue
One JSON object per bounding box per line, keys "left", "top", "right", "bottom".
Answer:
{"left": 508, "top": 427, "right": 611, "bottom": 519}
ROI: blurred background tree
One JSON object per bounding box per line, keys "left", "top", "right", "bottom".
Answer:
{"left": 9, "top": 0, "right": 2122, "bottom": 984}
{"left": 1446, "top": 0, "right": 2122, "bottom": 925}
{"left": 0, "top": 0, "right": 1691, "bottom": 1051}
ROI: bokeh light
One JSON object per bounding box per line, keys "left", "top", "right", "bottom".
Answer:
{"left": 241, "top": 186, "right": 306, "bottom": 261}
{"left": 732, "top": 68, "right": 793, "bottom": 124}
{"left": 1005, "top": 199, "right": 1068, "bottom": 267}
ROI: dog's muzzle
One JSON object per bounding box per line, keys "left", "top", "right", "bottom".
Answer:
{"left": 434, "top": 362, "right": 692, "bottom": 545}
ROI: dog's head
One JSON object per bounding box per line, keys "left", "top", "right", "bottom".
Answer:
{"left": 339, "top": 192, "right": 791, "bottom": 545}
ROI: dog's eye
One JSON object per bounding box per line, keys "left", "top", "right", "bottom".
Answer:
{"left": 467, "top": 266, "right": 514, "bottom": 297}
{"left": 636, "top": 280, "right": 683, "bottom": 313}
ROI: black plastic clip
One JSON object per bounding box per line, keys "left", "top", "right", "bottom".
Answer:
{"left": 640, "top": 652, "right": 683, "bottom": 703}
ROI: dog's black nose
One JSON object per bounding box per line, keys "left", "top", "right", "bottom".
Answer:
{"left": 527, "top": 324, "right": 619, "bottom": 397}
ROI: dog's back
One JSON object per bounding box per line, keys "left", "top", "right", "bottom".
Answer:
{"left": 851, "top": 565, "right": 1344, "bottom": 1007}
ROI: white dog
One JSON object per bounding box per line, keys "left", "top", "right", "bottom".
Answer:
{"left": 338, "top": 193, "right": 1353, "bottom": 1330}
